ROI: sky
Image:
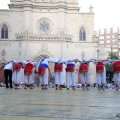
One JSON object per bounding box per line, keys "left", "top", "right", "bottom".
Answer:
{"left": 0, "top": 0, "right": 120, "bottom": 32}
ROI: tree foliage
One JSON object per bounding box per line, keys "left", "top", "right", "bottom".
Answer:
{"left": 106, "top": 52, "right": 119, "bottom": 83}
{"left": 107, "top": 52, "right": 119, "bottom": 60}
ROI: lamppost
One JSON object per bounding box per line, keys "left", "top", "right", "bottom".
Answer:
{"left": 97, "top": 49, "right": 100, "bottom": 60}
{"left": 96, "top": 36, "right": 100, "bottom": 60}
{"left": 81, "top": 52, "right": 85, "bottom": 59}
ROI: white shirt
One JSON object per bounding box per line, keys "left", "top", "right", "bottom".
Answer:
{"left": 56, "top": 58, "right": 67, "bottom": 64}
{"left": 78, "top": 58, "right": 91, "bottom": 64}
{"left": 39, "top": 57, "right": 57, "bottom": 65}
{"left": 36, "top": 57, "right": 56, "bottom": 72}
{"left": 4, "top": 62, "right": 14, "bottom": 70}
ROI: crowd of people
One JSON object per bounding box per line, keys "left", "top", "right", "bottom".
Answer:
{"left": 3, "top": 56, "right": 120, "bottom": 91}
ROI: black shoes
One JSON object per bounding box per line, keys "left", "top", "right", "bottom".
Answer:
{"left": 6, "top": 86, "right": 9, "bottom": 88}
{"left": 6, "top": 86, "right": 13, "bottom": 88}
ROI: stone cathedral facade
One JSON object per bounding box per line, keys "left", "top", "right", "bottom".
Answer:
{"left": 0, "top": 0, "right": 99, "bottom": 83}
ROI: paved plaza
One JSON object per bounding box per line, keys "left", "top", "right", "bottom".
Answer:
{"left": 0, "top": 87, "right": 120, "bottom": 120}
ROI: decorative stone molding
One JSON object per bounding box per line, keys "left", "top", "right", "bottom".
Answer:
{"left": 15, "top": 31, "right": 72, "bottom": 41}
{"left": 33, "top": 53, "right": 51, "bottom": 63}
{"left": 41, "top": 43, "right": 48, "bottom": 52}
{"left": 0, "top": 58, "right": 6, "bottom": 67}
{"left": 1, "top": 49, "right": 6, "bottom": 57}
{"left": 9, "top": 0, "right": 79, "bottom": 10}
{"left": 81, "top": 52, "right": 85, "bottom": 58}
{"left": 0, "top": 42, "right": 11, "bottom": 46}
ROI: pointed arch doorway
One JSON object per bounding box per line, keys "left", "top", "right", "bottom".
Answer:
{"left": 0, "top": 58, "right": 7, "bottom": 83}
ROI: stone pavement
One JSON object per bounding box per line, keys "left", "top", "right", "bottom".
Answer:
{"left": 0, "top": 87, "right": 120, "bottom": 120}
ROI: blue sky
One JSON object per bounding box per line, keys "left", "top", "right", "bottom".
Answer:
{"left": 0, "top": 0, "right": 120, "bottom": 31}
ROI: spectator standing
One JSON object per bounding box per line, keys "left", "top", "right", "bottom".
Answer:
{"left": 4, "top": 60, "right": 16, "bottom": 88}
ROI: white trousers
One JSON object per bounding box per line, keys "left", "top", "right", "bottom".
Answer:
{"left": 96, "top": 67, "right": 106, "bottom": 85}
{"left": 54, "top": 72, "right": 63, "bottom": 85}
{"left": 13, "top": 69, "right": 22, "bottom": 84}
{"left": 24, "top": 71, "right": 34, "bottom": 84}
{"left": 79, "top": 68, "right": 90, "bottom": 84}
{"left": 39, "top": 68, "right": 48, "bottom": 85}
{"left": 66, "top": 71, "right": 76, "bottom": 88}
{"left": 114, "top": 73, "right": 120, "bottom": 85}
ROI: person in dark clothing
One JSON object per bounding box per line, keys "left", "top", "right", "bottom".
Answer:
{"left": 4, "top": 60, "right": 16, "bottom": 88}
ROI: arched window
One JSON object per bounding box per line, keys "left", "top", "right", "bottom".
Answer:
{"left": 80, "top": 27, "right": 86, "bottom": 41}
{"left": 1, "top": 24, "right": 8, "bottom": 39}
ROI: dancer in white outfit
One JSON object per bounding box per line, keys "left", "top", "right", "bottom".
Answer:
{"left": 36, "top": 56, "right": 56, "bottom": 90}
{"left": 92, "top": 59, "right": 109, "bottom": 90}
{"left": 23, "top": 60, "right": 37, "bottom": 89}
{"left": 54, "top": 58, "right": 67, "bottom": 90}
{"left": 13, "top": 62, "right": 23, "bottom": 89}
{"left": 65, "top": 60, "right": 77, "bottom": 90}
{"left": 110, "top": 60, "right": 120, "bottom": 90}
{"left": 77, "top": 59, "right": 92, "bottom": 90}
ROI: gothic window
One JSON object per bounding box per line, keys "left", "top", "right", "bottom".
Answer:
{"left": 80, "top": 27, "right": 86, "bottom": 41}
{"left": 1, "top": 24, "right": 8, "bottom": 39}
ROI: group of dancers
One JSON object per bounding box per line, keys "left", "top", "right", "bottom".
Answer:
{"left": 3, "top": 56, "right": 120, "bottom": 91}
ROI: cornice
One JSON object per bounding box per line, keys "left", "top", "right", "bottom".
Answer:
{"left": 15, "top": 31, "right": 72, "bottom": 42}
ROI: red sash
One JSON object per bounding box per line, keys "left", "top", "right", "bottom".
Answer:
{"left": 24, "top": 63, "right": 34, "bottom": 75}
{"left": 65, "top": 66, "right": 75, "bottom": 72}
{"left": 79, "top": 64, "right": 88, "bottom": 73}
{"left": 13, "top": 63, "right": 22, "bottom": 71}
{"left": 96, "top": 62, "right": 104, "bottom": 73}
{"left": 38, "top": 67, "right": 46, "bottom": 75}
{"left": 113, "top": 61, "right": 120, "bottom": 73}
{"left": 54, "top": 64, "right": 63, "bottom": 72}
